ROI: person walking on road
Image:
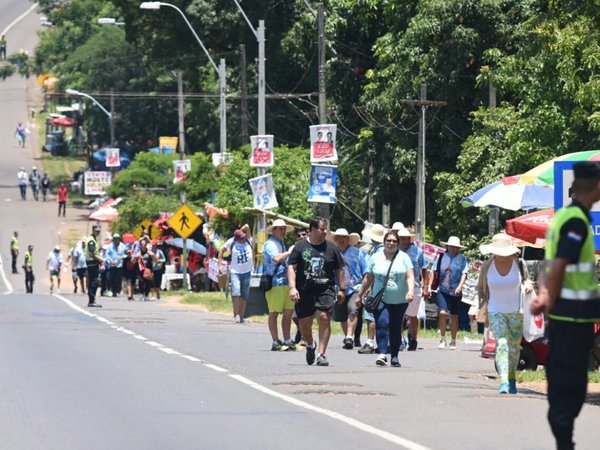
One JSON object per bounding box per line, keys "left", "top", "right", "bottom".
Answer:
{"left": 57, "top": 183, "right": 68, "bottom": 216}
{"left": 10, "top": 231, "right": 19, "bottom": 274}
{"left": 46, "top": 245, "right": 63, "bottom": 294}
{"left": 68, "top": 238, "right": 87, "bottom": 294}
{"left": 105, "top": 233, "right": 126, "bottom": 297}
{"left": 15, "top": 122, "right": 26, "bottom": 147}
{"left": 17, "top": 167, "right": 28, "bottom": 200}
{"left": 356, "top": 230, "right": 414, "bottom": 367}
{"left": 85, "top": 225, "right": 104, "bottom": 307}
{"left": 23, "top": 244, "right": 34, "bottom": 293}
{"left": 430, "top": 236, "right": 469, "bottom": 350}
{"left": 477, "top": 234, "right": 533, "bottom": 394}
{"left": 29, "top": 166, "right": 41, "bottom": 201}
{"left": 41, "top": 173, "right": 51, "bottom": 201}
{"left": 263, "top": 219, "right": 295, "bottom": 351}
{"left": 288, "top": 217, "right": 345, "bottom": 366}
{"left": 0, "top": 35, "right": 6, "bottom": 61}
{"left": 531, "top": 161, "right": 600, "bottom": 450}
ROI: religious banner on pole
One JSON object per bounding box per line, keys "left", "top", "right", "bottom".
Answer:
{"left": 249, "top": 174, "right": 278, "bottom": 209}
{"left": 307, "top": 164, "right": 337, "bottom": 204}
{"left": 105, "top": 147, "right": 120, "bottom": 167}
{"left": 173, "top": 159, "right": 191, "bottom": 183}
{"left": 249, "top": 135, "right": 274, "bottom": 167}
{"left": 309, "top": 124, "right": 338, "bottom": 163}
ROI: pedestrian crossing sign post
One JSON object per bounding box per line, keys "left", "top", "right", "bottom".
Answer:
{"left": 168, "top": 204, "right": 202, "bottom": 239}
{"left": 132, "top": 218, "right": 160, "bottom": 240}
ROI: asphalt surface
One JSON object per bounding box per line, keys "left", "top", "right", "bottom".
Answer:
{"left": 0, "top": 4, "right": 599, "bottom": 450}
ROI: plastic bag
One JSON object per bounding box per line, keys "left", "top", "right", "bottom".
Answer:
{"left": 522, "top": 289, "right": 545, "bottom": 342}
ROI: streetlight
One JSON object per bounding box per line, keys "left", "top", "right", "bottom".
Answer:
{"left": 139, "top": 1, "right": 226, "bottom": 155}
{"left": 65, "top": 88, "right": 114, "bottom": 146}
{"left": 98, "top": 18, "right": 125, "bottom": 26}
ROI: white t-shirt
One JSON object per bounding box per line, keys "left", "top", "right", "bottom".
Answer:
{"left": 47, "top": 251, "right": 63, "bottom": 272}
{"left": 487, "top": 259, "right": 521, "bottom": 313}
{"left": 225, "top": 237, "right": 253, "bottom": 274}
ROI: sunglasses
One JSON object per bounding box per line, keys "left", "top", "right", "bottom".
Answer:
{"left": 296, "top": 233, "right": 307, "bottom": 237}
{"left": 385, "top": 239, "right": 398, "bottom": 243}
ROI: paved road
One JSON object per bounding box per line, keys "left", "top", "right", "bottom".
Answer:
{"left": 0, "top": 5, "right": 599, "bottom": 450}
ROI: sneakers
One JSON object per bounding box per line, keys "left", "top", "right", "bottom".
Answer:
{"left": 407, "top": 338, "right": 418, "bottom": 351}
{"left": 376, "top": 354, "right": 388, "bottom": 366}
{"left": 438, "top": 338, "right": 447, "bottom": 349}
{"left": 509, "top": 379, "right": 517, "bottom": 394}
{"left": 358, "top": 343, "right": 376, "bottom": 354}
{"left": 306, "top": 343, "right": 316, "bottom": 365}
{"left": 499, "top": 382, "right": 509, "bottom": 394}
{"left": 271, "top": 340, "right": 288, "bottom": 351}
{"left": 87, "top": 302, "right": 102, "bottom": 308}
{"left": 343, "top": 337, "right": 354, "bottom": 350}
{"left": 316, "top": 354, "right": 329, "bottom": 366}
{"left": 234, "top": 315, "right": 241, "bottom": 323}
{"left": 354, "top": 339, "right": 361, "bottom": 348}
{"left": 50, "top": 286, "right": 54, "bottom": 294}
{"left": 390, "top": 356, "right": 401, "bottom": 367}
{"left": 449, "top": 340, "right": 457, "bottom": 350}
{"left": 283, "top": 342, "right": 297, "bottom": 351}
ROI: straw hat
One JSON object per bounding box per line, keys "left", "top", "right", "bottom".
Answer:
{"left": 328, "top": 228, "right": 360, "bottom": 246}
{"left": 363, "top": 224, "right": 387, "bottom": 243}
{"left": 391, "top": 222, "right": 404, "bottom": 231}
{"left": 480, "top": 233, "right": 520, "bottom": 256}
{"left": 396, "top": 227, "right": 415, "bottom": 238}
{"left": 440, "top": 236, "right": 466, "bottom": 250}
{"left": 266, "top": 219, "right": 294, "bottom": 234}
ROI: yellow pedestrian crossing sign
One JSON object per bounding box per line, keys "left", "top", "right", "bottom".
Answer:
{"left": 168, "top": 204, "right": 202, "bottom": 239}
{"left": 132, "top": 218, "right": 160, "bottom": 240}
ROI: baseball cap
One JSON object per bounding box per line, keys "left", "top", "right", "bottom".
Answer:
{"left": 233, "top": 229, "right": 246, "bottom": 239}
{"left": 92, "top": 225, "right": 101, "bottom": 232}
{"left": 112, "top": 233, "right": 121, "bottom": 239}
{"left": 54, "top": 245, "right": 60, "bottom": 251}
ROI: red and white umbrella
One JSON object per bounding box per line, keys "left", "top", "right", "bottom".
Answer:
{"left": 505, "top": 209, "right": 553, "bottom": 244}
{"left": 89, "top": 206, "right": 119, "bottom": 222}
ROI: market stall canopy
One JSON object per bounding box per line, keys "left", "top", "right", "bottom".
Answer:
{"left": 505, "top": 209, "right": 553, "bottom": 244}
{"left": 461, "top": 175, "right": 554, "bottom": 211}
{"left": 48, "top": 115, "right": 77, "bottom": 127}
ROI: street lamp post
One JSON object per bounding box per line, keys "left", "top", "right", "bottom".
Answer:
{"left": 139, "top": 1, "right": 226, "bottom": 155}
{"left": 65, "top": 88, "right": 114, "bottom": 146}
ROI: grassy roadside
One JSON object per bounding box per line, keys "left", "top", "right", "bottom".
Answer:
{"left": 517, "top": 370, "right": 600, "bottom": 383}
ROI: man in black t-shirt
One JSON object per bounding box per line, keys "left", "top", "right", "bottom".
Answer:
{"left": 288, "top": 217, "right": 345, "bottom": 366}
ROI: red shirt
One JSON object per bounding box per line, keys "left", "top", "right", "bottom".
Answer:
{"left": 57, "top": 186, "right": 68, "bottom": 202}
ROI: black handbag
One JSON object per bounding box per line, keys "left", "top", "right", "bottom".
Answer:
{"left": 363, "top": 250, "right": 399, "bottom": 313}
{"left": 259, "top": 263, "right": 280, "bottom": 293}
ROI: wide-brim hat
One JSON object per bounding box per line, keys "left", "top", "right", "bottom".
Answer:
{"left": 266, "top": 218, "right": 294, "bottom": 234}
{"left": 391, "top": 221, "right": 404, "bottom": 231}
{"left": 328, "top": 228, "right": 360, "bottom": 246}
{"left": 363, "top": 224, "right": 387, "bottom": 243}
{"left": 396, "top": 227, "right": 415, "bottom": 239}
{"left": 440, "top": 236, "right": 466, "bottom": 250}
{"left": 480, "top": 233, "right": 520, "bottom": 256}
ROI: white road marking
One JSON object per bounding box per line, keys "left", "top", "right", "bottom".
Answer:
{"left": 0, "top": 254, "right": 14, "bottom": 295}
{"left": 47, "top": 294, "right": 430, "bottom": 449}
{"left": 1, "top": 3, "right": 38, "bottom": 36}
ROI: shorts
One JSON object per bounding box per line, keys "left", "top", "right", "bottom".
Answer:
{"left": 266, "top": 285, "right": 294, "bottom": 313}
{"left": 333, "top": 292, "right": 359, "bottom": 322}
{"left": 230, "top": 271, "right": 251, "bottom": 299}
{"left": 363, "top": 308, "right": 375, "bottom": 322}
{"left": 295, "top": 288, "right": 336, "bottom": 319}
{"left": 76, "top": 267, "right": 87, "bottom": 279}
{"left": 436, "top": 290, "right": 462, "bottom": 315}
{"left": 405, "top": 285, "right": 422, "bottom": 317}
{"left": 49, "top": 269, "right": 60, "bottom": 279}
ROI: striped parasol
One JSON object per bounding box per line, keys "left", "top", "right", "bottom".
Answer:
{"left": 520, "top": 150, "right": 600, "bottom": 186}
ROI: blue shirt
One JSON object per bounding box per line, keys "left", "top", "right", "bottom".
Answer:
{"left": 402, "top": 244, "right": 427, "bottom": 287}
{"left": 434, "top": 252, "right": 468, "bottom": 295}
{"left": 105, "top": 242, "right": 126, "bottom": 268}
{"left": 341, "top": 245, "right": 368, "bottom": 295}
{"left": 263, "top": 236, "right": 288, "bottom": 287}
{"left": 368, "top": 250, "right": 413, "bottom": 304}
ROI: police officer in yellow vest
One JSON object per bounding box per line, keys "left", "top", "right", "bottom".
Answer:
{"left": 531, "top": 161, "right": 600, "bottom": 450}
{"left": 10, "top": 231, "right": 19, "bottom": 274}
{"left": 24, "top": 244, "right": 34, "bottom": 293}
{"left": 85, "top": 225, "right": 104, "bottom": 307}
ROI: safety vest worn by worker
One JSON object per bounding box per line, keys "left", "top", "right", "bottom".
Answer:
{"left": 545, "top": 205, "right": 600, "bottom": 322}
{"left": 85, "top": 236, "right": 99, "bottom": 267}
{"left": 11, "top": 236, "right": 19, "bottom": 250}
{"left": 24, "top": 251, "right": 32, "bottom": 267}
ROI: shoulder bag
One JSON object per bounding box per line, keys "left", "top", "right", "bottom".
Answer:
{"left": 259, "top": 241, "right": 285, "bottom": 293}
{"left": 430, "top": 252, "right": 444, "bottom": 292}
{"left": 363, "top": 250, "right": 399, "bottom": 313}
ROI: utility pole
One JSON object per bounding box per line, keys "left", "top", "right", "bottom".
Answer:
{"left": 368, "top": 162, "right": 376, "bottom": 223}
{"left": 219, "top": 58, "right": 227, "bottom": 154}
{"left": 488, "top": 76, "right": 498, "bottom": 235}
{"left": 400, "top": 84, "right": 446, "bottom": 241}
{"left": 317, "top": 2, "right": 330, "bottom": 220}
{"left": 239, "top": 44, "right": 249, "bottom": 144}
{"left": 109, "top": 89, "right": 115, "bottom": 146}
{"left": 177, "top": 71, "right": 185, "bottom": 160}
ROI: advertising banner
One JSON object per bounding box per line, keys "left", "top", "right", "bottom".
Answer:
{"left": 249, "top": 174, "right": 278, "bottom": 209}
{"left": 105, "top": 147, "right": 120, "bottom": 167}
{"left": 173, "top": 159, "right": 191, "bottom": 183}
{"left": 84, "top": 171, "right": 112, "bottom": 195}
{"left": 310, "top": 124, "right": 338, "bottom": 163}
{"left": 250, "top": 135, "right": 274, "bottom": 167}
{"left": 307, "top": 164, "right": 337, "bottom": 204}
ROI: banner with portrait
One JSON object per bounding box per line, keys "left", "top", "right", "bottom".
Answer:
{"left": 249, "top": 174, "right": 278, "bottom": 210}
{"left": 105, "top": 147, "right": 120, "bottom": 167}
{"left": 250, "top": 135, "right": 274, "bottom": 167}
{"left": 307, "top": 164, "right": 337, "bottom": 204}
{"left": 173, "top": 159, "right": 191, "bottom": 183}
{"left": 309, "top": 124, "right": 338, "bottom": 163}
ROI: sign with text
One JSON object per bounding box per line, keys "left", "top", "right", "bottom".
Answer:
{"left": 212, "top": 152, "right": 233, "bottom": 166}
{"left": 84, "top": 171, "right": 112, "bottom": 195}
{"left": 250, "top": 135, "right": 274, "bottom": 167}
{"left": 307, "top": 164, "right": 337, "bottom": 204}
{"left": 249, "top": 174, "right": 278, "bottom": 210}
{"left": 168, "top": 204, "right": 202, "bottom": 239}
{"left": 309, "top": 124, "right": 338, "bottom": 163}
